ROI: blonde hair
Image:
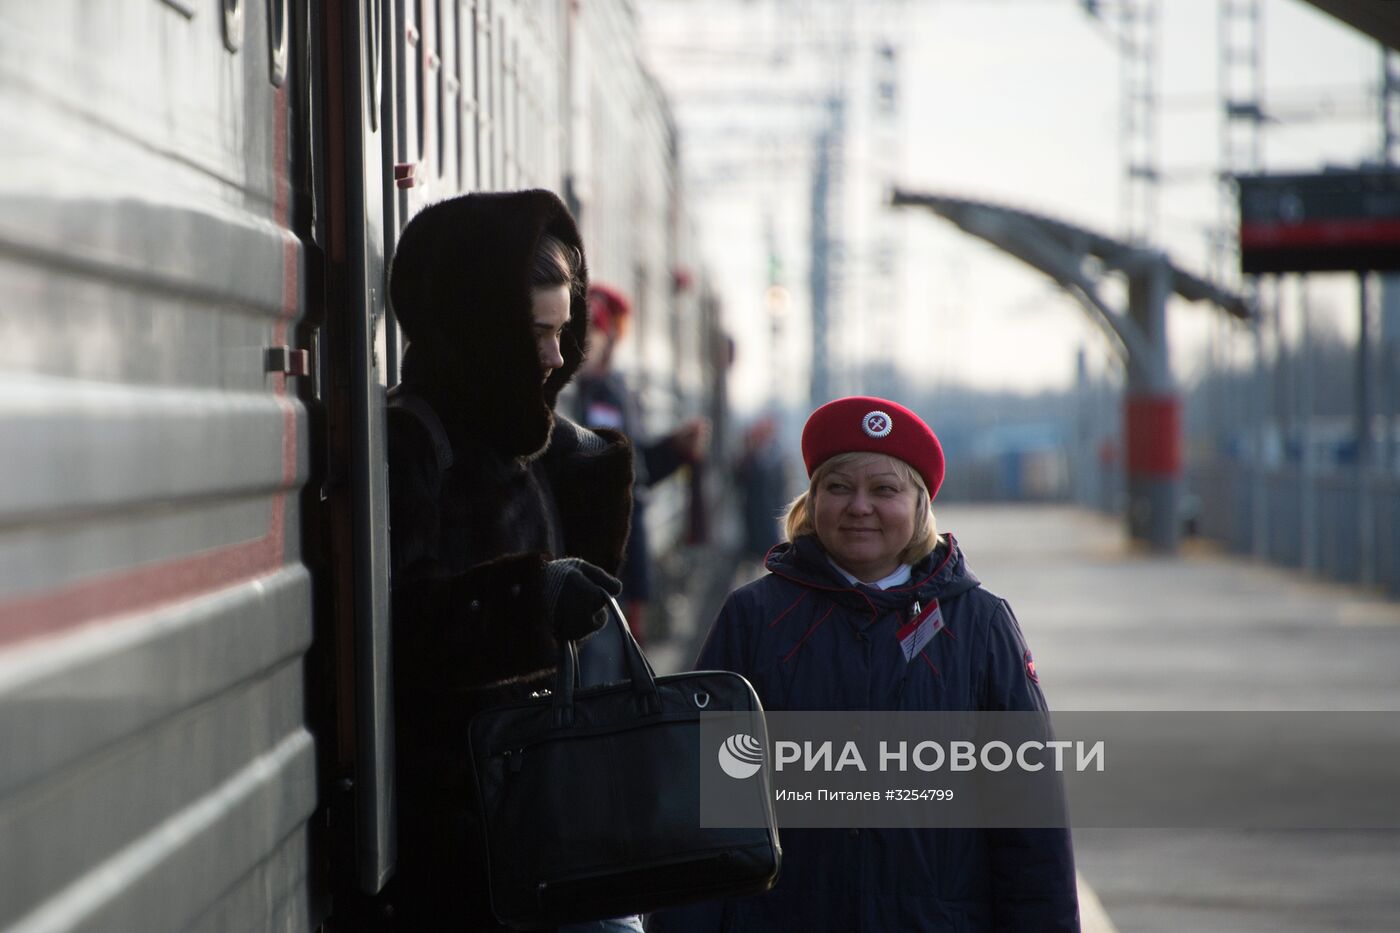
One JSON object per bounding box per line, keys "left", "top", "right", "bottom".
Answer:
{"left": 783, "top": 452, "right": 942, "bottom": 566}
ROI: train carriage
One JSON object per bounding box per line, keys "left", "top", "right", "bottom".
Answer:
{"left": 0, "top": 2, "right": 717, "bottom": 929}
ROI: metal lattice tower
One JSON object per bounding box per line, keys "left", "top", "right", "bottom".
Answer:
{"left": 1216, "top": 0, "right": 1269, "bottom": 559}
{"left": 1081, "top": 0, "right": 1162, "bottom": 242}
{"left": 1120, "top": 0, "right": 1161, "bottom": 243}
{"left": 638, "top": 0, "right": 909, "bottom": 410}
{"left": 865, "top": 38, "right": 904, "bottom": 400}
{"left": 1217, "top": 0, "right": 1265, "bottom": 285}
{"left": 1385, "top": 46, "right": 1400, "bottom": 167}
{"left": 1380, "top": 46, "right": 1400, "bottom": 478}
{"left": 809, "top": 92, "right": 845, "bottom": 406}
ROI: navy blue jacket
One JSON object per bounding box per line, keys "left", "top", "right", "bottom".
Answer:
{"left": 651, "top": 535, "right": 1079, "bottom": 932}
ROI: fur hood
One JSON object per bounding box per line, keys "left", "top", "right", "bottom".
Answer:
{"left": 389, "top": 189, "right": 589, "bottom": 458}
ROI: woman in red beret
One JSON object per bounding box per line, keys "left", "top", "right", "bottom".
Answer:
{"left": 651, "top": 396, "right": 1079, "bottom": 932}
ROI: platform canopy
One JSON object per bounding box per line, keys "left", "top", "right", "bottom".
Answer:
{"left": 890, "top": 188, "right": 1250, "bottom": 395}
{"left": 890, "top": 189, "right": 1251, "bottom": 320}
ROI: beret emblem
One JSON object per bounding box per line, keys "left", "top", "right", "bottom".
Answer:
{"left": 862, "top": 410, "right": 892, "bottom": 438}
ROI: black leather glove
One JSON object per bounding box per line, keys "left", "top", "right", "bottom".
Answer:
{"left": 541, "top": 558, "right": 623, "bottom": 641}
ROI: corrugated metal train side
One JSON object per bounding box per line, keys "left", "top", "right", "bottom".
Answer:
{"left": 0, "top": 1, "right": 718, "bottom": 930}
{"left": 0, "top": 1, "right": 314, "bottom": 930}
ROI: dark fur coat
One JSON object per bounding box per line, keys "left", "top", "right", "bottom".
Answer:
{"left": 382, "top": 190, "right": 634, "bottom": 931}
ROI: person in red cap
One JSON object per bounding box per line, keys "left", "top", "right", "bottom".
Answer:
{"left": 570, "top": 282, "right": 710, "bottom": 645}
{"left": 651, "top": 396, "right": 1079, "bottom": 933}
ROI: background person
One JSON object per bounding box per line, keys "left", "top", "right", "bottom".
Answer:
{"left": 733, "top": 414, "right": 789, "bottom": 563}
{"left": 570, "top": 282, "right": 709, "bottom": 645}
{"left": 650, "top": 395, "right": 1079, "bottom": 932}
{"left": 383, "top": 189, "right": 639, "bottom": 932}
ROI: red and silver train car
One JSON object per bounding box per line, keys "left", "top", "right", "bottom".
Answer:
{"left": 0, "top": 2, "right": 717, "bottom": 929}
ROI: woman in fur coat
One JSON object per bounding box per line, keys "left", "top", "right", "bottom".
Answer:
{"left": 381, "top": 189, "right": 636, "bottom": 931}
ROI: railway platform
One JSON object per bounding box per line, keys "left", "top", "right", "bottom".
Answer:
{"left": 911, "top": 504, "right": 1400, "bottom": 933}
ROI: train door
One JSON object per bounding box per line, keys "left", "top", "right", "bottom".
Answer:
{"left": 317, "top": 0, "right": 483, "bottom": 905}
{"left": 318, "top": 0, "right": 397, "bottom": 898}
{"left": 317, "top": 0, "right": 577, "bottom": 910}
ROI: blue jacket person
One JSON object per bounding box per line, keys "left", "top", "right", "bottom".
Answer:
{"left": 651, "top": 396, "right": 1079, "bottom": 933}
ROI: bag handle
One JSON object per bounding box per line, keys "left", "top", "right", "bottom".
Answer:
{"left": 551, "top": 597, "right": 661, "bottom": 728}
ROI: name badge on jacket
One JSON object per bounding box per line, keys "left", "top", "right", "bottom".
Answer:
{"left": 897, "top": 599, "right": 943, "bottom": 662}
{"left": 585, "top": 401, "right": 625, "bottom": 430}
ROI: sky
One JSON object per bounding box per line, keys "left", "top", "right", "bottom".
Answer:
{"left": 639, "top": 0, "right": 1391, "bottom": 414}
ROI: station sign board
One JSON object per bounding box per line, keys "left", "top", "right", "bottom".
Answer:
{"left": 1237, "top": 170, "right": 1400, "bottom": 274}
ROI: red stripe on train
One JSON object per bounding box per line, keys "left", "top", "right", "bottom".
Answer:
{"left": 0, "top": 534, "right": 282, "bottom": 648}
{"left": 0, "top": 85, "right": 302, "bottom": 650}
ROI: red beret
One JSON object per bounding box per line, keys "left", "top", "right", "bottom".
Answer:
{"left": 587, "top": 283, "right": 631, "bottom": 339}
{"left": 801, "top": 396, "right": 945, "bottom": 500}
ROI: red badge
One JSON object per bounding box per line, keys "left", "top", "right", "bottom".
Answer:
{"left": 1024, "top": 650, "right": 1039, "bottom": 684}
{"left": 897, "top": 600, "right": 943, "bottom": 662}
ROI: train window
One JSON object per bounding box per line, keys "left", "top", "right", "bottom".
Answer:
{"left": 509, "top": 36, "right": 520, "bottom": 189}
{"left": 519, "top": 44, "right": 528, "bottom": 185}
{"left": 518, "top": 55, "right": 526, "bottom": 186}
{"left": 414, "top": 0, "right": 426, "bottom": 163}
{"left": 463, "top": 1, "right": 480, "bottom": 191}
{"left": 268, "top": 0, "right": 288, "bottom": 86}
{"left": 493, "top": 12, "right": 504, "bottom": 189}
{"left": 222, "top": 0, "right": 242, "bottom": 52}
{"left": 454, "top": 2, "right": 471, "bottom": 190}
{"left": 446, "top": 2, "right": 462, "bottom": 190}
{"left": 500, "top": 25, "right": 511, "bottom": 188}
{"left": 434, "top": 0, "right": 445, "bottom": 183}
{"left": 483, "top": 2, "right": 495, "bottom": 189}
{"left": 368, "top": 0, "right": 381, "bottom": 132}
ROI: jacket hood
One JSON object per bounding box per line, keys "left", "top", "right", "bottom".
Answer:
{"left": 389, "top": 189, "right": 589, "bottom": 458}
{"left": 764, "top": 534, "right": 981, "bottom": 613}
